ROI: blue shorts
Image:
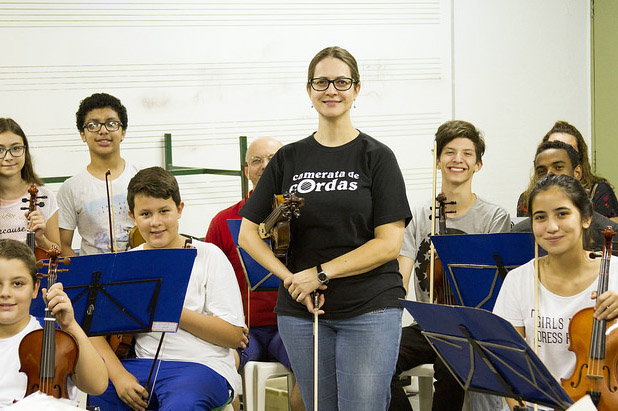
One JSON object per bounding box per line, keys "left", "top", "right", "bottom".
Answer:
{"left": 238, "top": 324, "right": 291, "bottom": 370}
{"left": 89, "top": 359, "right": 232, "bottom": 410}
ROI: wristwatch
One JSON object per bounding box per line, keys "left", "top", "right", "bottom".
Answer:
{"left": 317, "top": 264, "right": 329, "bottom": 285}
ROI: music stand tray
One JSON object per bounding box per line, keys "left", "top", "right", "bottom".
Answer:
{"left": 401, "top": 300, "right": 574, "bottom": 410}
{"left": 430, "top": 232, "right": 534, "bottom": 310}
{"left": 31, "top": 248, "right": 196, "bottom": 336}
{"left": 227, "top": 219, "right": 279, "bottom": 291}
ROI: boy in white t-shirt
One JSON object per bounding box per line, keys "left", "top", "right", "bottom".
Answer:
{"left": 57, "top": 93, "right": 140, "bottom": 256}
{"left": 0, "top": 239, "right": 107, "bottom": 408}
{"left": 89, "top": 167, "right": 245, "bottom": 411}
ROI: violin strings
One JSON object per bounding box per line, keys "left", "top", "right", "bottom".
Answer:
{"left": 264, "top": 207, "right": 285, "bottom": 231}
{"left": 42, "top": 259, "right": 58, "bottom": 394}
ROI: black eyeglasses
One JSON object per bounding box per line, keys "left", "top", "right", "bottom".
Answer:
{"left": 84, "top": 120, "right": 123, "bottom": 132}
{"left": 309, "top": 77, "right": 356, "bottom": 91}
{"left": 0, "top": 145, "right": 27, "bottom": 159}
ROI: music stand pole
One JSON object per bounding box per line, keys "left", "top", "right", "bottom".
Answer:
{"left": 458, "top": 325, "right": 527, "bottom": 411}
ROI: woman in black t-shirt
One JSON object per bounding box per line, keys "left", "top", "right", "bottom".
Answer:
{"left": 239, "top": 46, "right": 411, "bottom": 411}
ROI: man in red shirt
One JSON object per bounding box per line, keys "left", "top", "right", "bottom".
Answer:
{"left": 205, "top": 137, "right": 304, "bottom": 410}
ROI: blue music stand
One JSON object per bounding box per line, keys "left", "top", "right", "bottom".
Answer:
{"left": 430, "top": 232, "right": 535, "bottom": 310}
{"left": 227, "top": 219, "right": 280, "bottom": 291}
{"left": 401, "top": 300, "right": 574, "bottom": 410}
{"left": 31, "top": 248, "right": 196, "bottom": 335}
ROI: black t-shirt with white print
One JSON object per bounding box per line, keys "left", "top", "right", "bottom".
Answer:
{"left": 240, "top": 132, "right": 411, "bottom": 320}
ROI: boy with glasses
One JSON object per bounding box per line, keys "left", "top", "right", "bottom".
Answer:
{"left": 57, "top": 93, "right": 140, "bottom": 256}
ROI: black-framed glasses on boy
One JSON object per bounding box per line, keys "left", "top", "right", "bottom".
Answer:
{"left": 83, "top": 120, "right": 123, "bottom": 132}
{"left": 249, "top": 154, "right": 275, "bottom": 167}
{"left": 0, "top": 145, "right": 27, "bottom": 159}
{"left": 309, "top": 77, "right": 356, "bottom": 91}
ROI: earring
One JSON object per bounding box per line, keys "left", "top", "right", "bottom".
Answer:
{"left": 353, "top": 101, "right": 356, "bottom": 108}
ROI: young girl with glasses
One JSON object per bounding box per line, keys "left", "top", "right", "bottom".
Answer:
{"left": 0, "top": 118, "right": 60, "bottom": 251}
{"left": 239, "top": 46, "right": 411, "bottom": 410}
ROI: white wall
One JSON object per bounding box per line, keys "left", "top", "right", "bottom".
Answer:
{"left": 1, "top": 0, "right": 590, "bottom": 246}
{"left": 1, "top": 0, "right": 452, "bottom": 246}
{"left": 452, "top": 0, "right": 591, "bottom": 214}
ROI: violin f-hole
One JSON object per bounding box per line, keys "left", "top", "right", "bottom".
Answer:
{"left": 602, "top": 365, "right": 618, "bottom": 392}
{"left": 569, "top": 364, "right": 586, "bottom": 389}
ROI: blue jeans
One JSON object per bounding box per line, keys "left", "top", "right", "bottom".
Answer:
{"left": 278, "top": 307, "right": 402, "bottom": 411}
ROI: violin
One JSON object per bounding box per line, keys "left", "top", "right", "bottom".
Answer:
{"left": 258, "top": 192, "right": 304, "bottom": 261}
{"left": 561, "top": 226, "right": 618, "bottom": 409}
{"left": 428, "top": 193, "right": 456, "bottom": 305}
{"left": 21, "top": 184, "right": 49, "bottom": 261}
{"left": 108, "top": 333, "right": 134, "bottom": 360}
{"left": 18, "top": 245, "right": 77, "bottom": 399}
{"left": 128, "top": 225, "right": 145, "bottom": 249}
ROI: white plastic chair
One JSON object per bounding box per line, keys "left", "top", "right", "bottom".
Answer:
{"left": 242, "top": 361, "right": 295, "bottom": 411}
{"left": 401, "top": 364, "right": 471, "bottom": 411}
{"left": 401, "top": 364, "right": 435, "bottom": 411}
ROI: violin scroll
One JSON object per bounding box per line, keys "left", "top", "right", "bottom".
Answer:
{"left": 21, "top": 184, "right": 48, "bottom": 259}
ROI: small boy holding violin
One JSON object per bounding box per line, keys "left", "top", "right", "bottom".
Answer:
{"left": 89, "top": 166, "right": 245, "bottom": 411}
{"left": 0, "top": 239, "right": 107, "bottom": 408}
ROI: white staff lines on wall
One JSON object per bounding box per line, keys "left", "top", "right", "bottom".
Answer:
{"left": 0, "top": 1, "right": 441, "bottom": 28}
{"left": 22, "top": 113, "right": 442, "bottom": 176}
{"left": 24, "top": 112, "right": 440, "bottom": 147}
{"left": 176, "top": 175, "right": 241, "bottom": 207}
{"left": 356, "top": 113, "right": 442, "bottom": 135}
{"left": 0, "top": 58, "right": 442, "bottom": 92}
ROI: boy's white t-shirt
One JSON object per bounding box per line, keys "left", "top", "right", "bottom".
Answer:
{"left": 56, "top": 162, "right": 140, "bottom": 255}
{"left": 132, "top": 240, "right": 245, "bottom": 394}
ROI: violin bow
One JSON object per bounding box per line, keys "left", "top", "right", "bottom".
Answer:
{"left": 533, "top": 241, "right": 539, "bottom": 355}
{"left": 105, "top": 170, "right": 118, "bottom": 252}
{"left": 429, "top": 141, "right": 438, "bottom": 304}
{"left": 313, "top": 291, "right": 319, "bottom": 411}
{"left": 145, "top": 333, "right": 167, "bottom": 406}
{"left": 533, "top": 240, "right": 539, "bottom": 411}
